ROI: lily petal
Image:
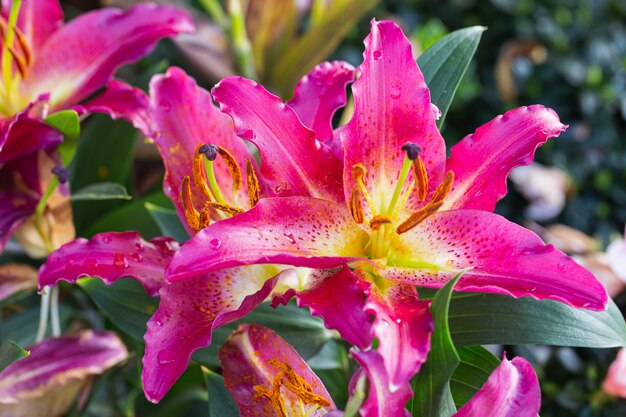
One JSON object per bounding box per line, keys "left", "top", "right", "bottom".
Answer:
{"left": 2, "top": 0, "right": 63, "bottom": 50}
{"left": 287, "top": 60, "right": 355, "bottom": 154}
{"left": 79, "top": 79, "right": 152, "bottom": 136}
{"left": 445, "top": 105, "right": 567, "bottom": 211}
{"left": 167, "top": 197, "right": 367, "bottom": 282}
{"left": 143, "top": 266, "right": 281, "bottom": 403}
{"left": 219, "top": 324, "right": 335, "bottom": 417}
{"left": 23, "top": 3, "right": 194, "bottom": 110}
{"left": 38, "top": 231, "right": 179, "bottom": 297}
{"left": 385, "top": 209, "right": 608, "bottom": 311}
{"left": 603, "top": 348, "right": 626, "bottom": 398}
{"left": 0, "top": 330, "right": 128, "bottom": 417}
{"left": 352, "top": 350, "right": 412, "bottom": 417}
{"left": 211, "top": 76, "right": 343, "bottom": 202}
{"left": 454, "top": 356, "right": 540, "bottom": 417}
{"left": 149, "top": 67, "right": 254, "bottom": 232}
{"left": 366, "top": 283, "right": 432, "bottom": 390}
{"left": 341, "top": 20, "right": 446, "bottom": 213}
{"left": 0, "top": 263, "right": 38, "bottom": 301}
{"left": 0, "top": 113, "right": 63, "bottom": 164}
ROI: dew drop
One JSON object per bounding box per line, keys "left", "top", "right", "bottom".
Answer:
{"left": 373, "top": 50, "right": 382, "bottom": 60}
{"left": 157, "top": 351, "right": 176, "bottom": 365}
{"left": 284, "top": 233, "right": 296, "bottom": 244}
{"left": 102, "top": 235, "right": 112, "bottom": 243}
{"left": 209, "top": 238, "right": 221, "bottom": 249}
{"left": 158, "top": 99, "right": 171, "bottom": 112}
{"left": 273, "top": 181, "right": 289, "bottom": 195}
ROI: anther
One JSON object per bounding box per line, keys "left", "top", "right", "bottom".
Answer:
{"left": 412, "top": 157, "right": 428, "bottom": 202}
{"left": 369, "top": 215, "right": 393, "bottom": 231}
{"left": 192, "top": 145, "right": 214, "bottom": 201}
{"left": 246, "top": 159, "right": 260, "bottom": 208}
{"left": 401, "top": 142, "right": 422, "bottom": 161}
{"left": 204, "top": 201, "right": 244, "bottom": 216}
{"left": 181, "top": 176, "right": 200, "bottom": 231}
{"left": 216, "top": 146, "right": 243, "bottom": 192}
{"left": 51, "top": 166, "right": 70, "bottom": 184}
{"left": 350, "top": 187, "right": 365, "bottom": 224}
{"left": 198, "top": 143, "right": 218, "bottom": 161}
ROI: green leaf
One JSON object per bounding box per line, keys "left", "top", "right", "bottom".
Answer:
{"left": 450, "top": 346, "right": 500, "bottom": 408}
{"left": 78, "top": 278, "right": 156, "bottom": 341}
{"left": 448, "top": 294, "right": 626, "bottom": 347}
{"left": 411, "top": 274, "right": 462, "bottom": 417}
{"left": 71, "top": 182, "right": 132, "bottom": 201}
{"left": 45, "top": 110, "right": 81, "bottom": 165}
{"left": 0, "top": 340, "right": 29, "bottom": 372}
{"left": 417, "top": 26, "right": 486, "bottom": 129}
{"left": 145, "top": 203, "right": 188, "bottom": 242}
{"left": 202, "top": 367, "right": 240, "bottom": 417}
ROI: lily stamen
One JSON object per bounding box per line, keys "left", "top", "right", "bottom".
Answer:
{"left": 387, "top": 142, "right": 422, "bottom": 216}
{"left": 352, "top": 163, "right": 376, "bottom": 216}
{"left": 246, "top": 159, "right": 260, "bottom": 208}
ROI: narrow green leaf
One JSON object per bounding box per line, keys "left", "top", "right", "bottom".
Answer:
{"left": 417, "top": 26, "right": 486, "bottom": 128}
{"left": 71, "top": 182, "right": 132, "bottom": 201}
{"left": 449, "top": 294, "right": 626, "bottom": 347}
{"left": 450, "top": 346, "right": 500, "bottom": 408}
{"left": 411, "top": 274, "right": 462, "bottom": 417}
{"left": 0, "top": 340, "right": 29, "bottom": 372}
{"left": 78, "top": 278, "right": 156, "bottom": 341}
{"left": 202, "top": 367, "right": 240, "bottom": 417}
{"left": 145, "top": 203, "right": 188, "bottom": 242}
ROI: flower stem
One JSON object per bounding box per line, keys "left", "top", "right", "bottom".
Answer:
{"left": 35, "top": 287, "right": 51, "bottom": 342}
{"left": 198, "top": 0, "right": 228, "bottom": 26}
{"left": 1, "top": 0, "right": 22, "bottom": 89}
{"left": 34, "top": 176, "right": 59, "bottom": 253}
{"left": 50, "top": 286, "right": 61, "bottom": 337}
{"left": 228, "top": 0, "right": 257, "bottom": 80}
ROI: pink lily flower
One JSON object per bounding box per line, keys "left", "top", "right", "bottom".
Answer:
{"left": 220, "top": 324, "right": 540, "bottom": 417}
{"left": 603, "top": 348, "right": 626, "bottom": 398}
{"left": 160, "top": 18, "right": 607, "bottom": 407}
{"left": 38, "top": 63, "right": 356, "bottom": 402}
{"left": 0, "top": 0, "right": 193, "bottom": 252}
{"left": 0, "top": 330, "right": 128, "bottom": 417}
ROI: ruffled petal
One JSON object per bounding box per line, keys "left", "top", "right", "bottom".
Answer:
{"left": 211, "top": 76, "right": 343, "bottom": 202}
{"left": 445, "top": 105, "right": 567, "bottom": 211}
{"left": 148, "top": 67, "right": 255, "bottom": 233}
{"left": 2, "top": 0, "right": 63, "bottom": 50}
{"left": 167, "top": 197, "right": 367, "bottom": 282}
{"left": 0, "top": 112, "right": 63, "bottom": 164}
{"left": 0, "top": 263, "right": 37, "bottom": 301}
{"left": 287, "top": 60, "right": 355, "bottom": 154}
{"left": 384, "top": 209, "right": 608, "bottom": 311}
{"left": 142, "top": 266, "right": 281, "bottom": 403}
{"left": 366, "top": 283, "right": 432, "bottom": 390}
{"left": 219, "top": 324, "right": 335, "bottom": 417}
{"left": 38, "top": 231, "right": 179, "bottom": 297}
{"left": 352, "top": 350, "right": 412, "bottom": 417}
{"left": 275, "top": 266, "right": 373, "bottom": 349}
{"left": 454, "top": 356, "right": 540, "bottom": 417}
{"left": 22, "top": 3, "right": 194, "bottom": 110}
{"left": 79, "top": 79, "right": 152, "bottom": 136}
{"left": 341, "top": 20, "right": 446, "bottom": 214}
{"left": 0, "top": 330, "right": 127, "bottom": 416}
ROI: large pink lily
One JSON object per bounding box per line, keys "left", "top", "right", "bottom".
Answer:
{"left": 38, "top": 63, "right": 357, "bottom": 403}
{"left": 220, "top": 324, "right": 541, "bottom": 417}
{"left": 0, "top": 0, "right": 193, "bottom": 252}
{"left": 162, "top": 18, "right": 607, "bottom": 409}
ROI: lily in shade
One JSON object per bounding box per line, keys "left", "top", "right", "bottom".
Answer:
{"left": 220, "top": 324, "right": 541, "bottom": 417}
{"left": 0, "top": 0, "right": 193, "bottom": 253}
{"left": 0, "top": 331, "right": 128, "bottom": 417}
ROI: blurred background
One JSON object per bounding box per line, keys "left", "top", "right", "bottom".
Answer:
{"left": 6, "top": 0, "right": 626, "bottom": 415}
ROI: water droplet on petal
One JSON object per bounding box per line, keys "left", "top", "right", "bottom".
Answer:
{"left": 158, "top": 99, "right": 171, "bottom": 112}
{"left": 284, "top": 233, "right": 296, "bottom": 244}
{"left": 157, "top": 351, "right": 176, "bottom": 365}
{"left": 102, "top": 235, "right": 112, "bottom": 243}
{"left": 209, "top": 238, "right": 221, "bottom": 249}
{"left": 373, "top": 50, "right": 382, "bottom": 60}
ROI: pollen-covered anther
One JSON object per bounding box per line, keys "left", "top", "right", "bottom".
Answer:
{"left": 397, "top": 171, "right": 454, "bottom": 234}
{"left": 349, "top": 186, "right": 365, "bottom": 224}
{"left": 204, "top": 200, "right": 244, "bottom": 216}
{"left": 246, "top": 159, "right": 260, "bottom": 208}
{"left": 412, "top": 156, "right": 429, "bottom": 202}
{"left": 181, "top": 176, "right": 200, "bottom": 231}
{"left": 216, "top": 145, "right": 243, "bottom": 193}
{"left": 369, "top": 215, "right": 393, "bottom": 231}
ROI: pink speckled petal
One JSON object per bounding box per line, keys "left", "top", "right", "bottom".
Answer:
{"left": 22, "top": 3, "right": 194, "bottom": 110}
{"left": 149, "top": 67, "right": 255, "bottom": 233}
{"left": 79, "top": 79, "right": 152, "bottom": 136}
{"left": 211, "top": 77, "right": 343, "bottom": 202}
{"left": 454, "top": 356, "right": 540, "bottom": 417}
{"left": 341, "top": 20, "right": 446, "bottom": 214}
{"left": 352, "top": 350, "right": 412, "bottom": 417}
{"left": 0, "top": 263, "right": 38, "bottom": 301}
{"left": 384, "top": 209, "right": 607, "bottom": 311}
{"left": 444, "top": 105, "right": 567, "bottom": 212}
{"left": 0, "top": 330, "right": 127, "bottom": 416}
{"left": 219, "top": 324, "right": 336, "bottom": 417}
{"left": 2, "top": 0, "right": 63, "bottom": 50}
{"left": 38, "top": 231, "right": 179, "bottom": 297}
{"left": 142, "top": 266, "right": 280, "bottom": 403}
{"left": 603, "top": 348, "right": 626, "bottom": 398}
{"left": 287, "top": 60, "right": 355, "bottom": 154}
{"left": 282, "top": 266, "right": 373, "bottom": 350}
{"left": 366, "top": 283, "right": 432, "bottom": 390}
{"left": 167, "top": 197, "right": 367, "bottom": 282}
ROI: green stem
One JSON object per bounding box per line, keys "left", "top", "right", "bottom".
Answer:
{"left": 206, "top": 160, "right": 226, "bottom": 204}
{"left": 35, "top": 288, "right": 51, "bottom": 342}
{"left": 34, "top": 176, "right": 59, "bottom": 253}
{"left": 1, "top": 0, "right": 22, "bottom": 88}
{"left": 228, "top": 0, "right": 257, "bottom": 80}
{"left": 50, "top": 287, "right": 61, "bottom": 337}
{"left": 198, "top": 0, "right": 228, "bottom": 26}
{"left": 386, "top": 156, "right": 413, "bottom": 216}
